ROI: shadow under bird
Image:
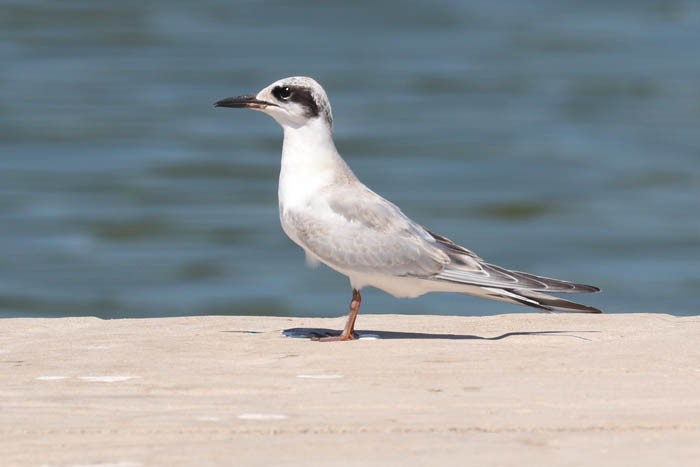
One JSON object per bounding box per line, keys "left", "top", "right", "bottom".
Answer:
{"left": 215, "top": 76, "right": 601, "bottom": 342}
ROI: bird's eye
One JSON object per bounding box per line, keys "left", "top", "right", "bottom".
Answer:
{"left": 273, "top": 86, "right": 292, "bottom": 101}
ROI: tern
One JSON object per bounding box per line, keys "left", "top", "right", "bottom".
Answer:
{"left": 215, "top": 76, "right": 601, "bottom": 341}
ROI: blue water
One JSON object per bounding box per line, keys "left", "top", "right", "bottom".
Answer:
{"left": 1, "top": 1, "right": 698, "bottom": 318}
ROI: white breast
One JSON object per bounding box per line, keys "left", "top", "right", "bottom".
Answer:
{"left": 278, "top": 163, "right": 334, "bottom": 212}
{"left": 277, "top": 120, "right": 351, "bottom": 246}
{"left": 278, "top": 164, "right": 333, "bottom": 246}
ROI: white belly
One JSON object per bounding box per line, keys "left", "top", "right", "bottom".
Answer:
{"left": 342, "top": 270, "right": 474, "bottom": 298}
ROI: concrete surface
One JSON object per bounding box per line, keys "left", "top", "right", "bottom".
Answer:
{"left": 1, "top": 313, "right": 699, "bottom": 466}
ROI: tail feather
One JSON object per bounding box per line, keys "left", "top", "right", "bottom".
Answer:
{"left": 514, "top": 289, "right": 602, "bottom": 313}
{"left": 478, "top": 287, "right": 602, "bottom": 313}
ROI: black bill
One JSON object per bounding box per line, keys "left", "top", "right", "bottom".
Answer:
{"left": 214, "top": 95, "right": 275, "bottom": 109}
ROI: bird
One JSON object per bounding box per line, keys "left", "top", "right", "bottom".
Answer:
{"left": 215, "top": 76, "right": 601, "bottom": 341}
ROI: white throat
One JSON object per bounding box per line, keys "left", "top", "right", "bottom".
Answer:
{"left": 278, "top": 118, "right": 355, "bottom": 212}
{"left": 281, "top": 118, "right": 337, "bottom": 171}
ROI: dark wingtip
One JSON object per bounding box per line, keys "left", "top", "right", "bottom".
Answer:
{"left": 576, "top": 303, "right": 603, "bottom": 313}
{"left": 577, "top": 284, "right": 601, "bottom": 293}
{"left": 555, "top": 300, "right": 603, "bottom": 314}
{"left": 515, "top": 289, "right": 604, "bottom": 313}
{"left": 567, "top": 303, "right": 603, "bottom": 313}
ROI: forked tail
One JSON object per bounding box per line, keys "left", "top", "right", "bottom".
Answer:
{"left": 479, "top": 287, "right": 602, "bottom": 313}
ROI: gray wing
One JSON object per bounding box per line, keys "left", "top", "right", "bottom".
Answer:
{"left": 284, "top": 184, "right": 455, "bottom": 276}
{"left": 427, "top": 230, "right": 599, "bottom": 293}
{"left": 288, "top": 184, "right": 598, "bottom": 293}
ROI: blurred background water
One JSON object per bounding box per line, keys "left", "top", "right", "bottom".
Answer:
{"left": 1, "top": 0, "right": 698, "bottom": 319}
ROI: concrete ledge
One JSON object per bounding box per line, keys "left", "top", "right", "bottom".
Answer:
{"left": 1, "top": 313, "right": 699, "bottom": 466}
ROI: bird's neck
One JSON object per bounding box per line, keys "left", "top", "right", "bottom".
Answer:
{"left": 278, "top": 120, "right": 356, "bottom": 210}
{"left": 280, "top": 121, "right": 357, "bottom": 185}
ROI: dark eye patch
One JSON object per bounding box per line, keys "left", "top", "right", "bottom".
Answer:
{"left": 288, "top": 87, "right": 319, "bottom": 118}
{"left": 272, "top": 85, "right": 322, "bottom": 120}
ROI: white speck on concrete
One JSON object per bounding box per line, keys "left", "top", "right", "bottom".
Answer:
{"left": 238, "top": 413, "right": 288, "bottom": 421}
{"left": 78, "top": 376, "right": 140, "bottom": 383}
{"left": 357, "top": 333, "right": 380, "bottom": 340}
{"left": 41, "top": 462, "right": 142, "bottom": 467}
{"left": 296, "top": 374, "right": 344, "bottom": 379}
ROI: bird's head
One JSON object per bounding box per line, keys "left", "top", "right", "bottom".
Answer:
{"left": 215, "top": 76, "right": 333, "bottom": 130}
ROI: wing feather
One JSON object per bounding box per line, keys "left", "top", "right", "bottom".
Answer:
{"left": 428, "top": 230, "right": 599, "bottom": 293}
{"left": 284, "top": 183, "right": 598, "bottom": 294}
{"left": 284, "top": 184, "right": 451, "bottom": 276}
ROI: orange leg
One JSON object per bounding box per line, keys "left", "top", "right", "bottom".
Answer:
{"left": 315, "top": 289, "right": 361, "bottom": 342}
